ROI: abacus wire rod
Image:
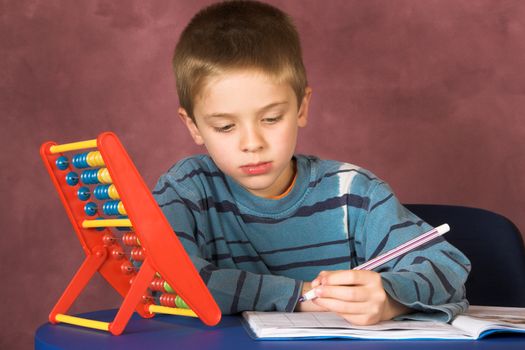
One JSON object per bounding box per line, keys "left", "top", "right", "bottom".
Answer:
{"left": 49, "top": 139, "right": 98, "bottom": 154}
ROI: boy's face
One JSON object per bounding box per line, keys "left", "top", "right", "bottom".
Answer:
{"left": 179, "top": 70, "right": 311, "bottom": 198}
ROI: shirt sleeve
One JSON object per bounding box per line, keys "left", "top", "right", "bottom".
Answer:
{"left": 152, "top": 174, "right": 302, "bottom": 315}
{"left": 355, "top": 181, "right": 471, "bottom": 322}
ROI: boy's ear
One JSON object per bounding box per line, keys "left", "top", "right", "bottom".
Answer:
{"left": 178, "top": 108, "right": 205, "bottom": 145}
{"left": 297, "top": 87, "right": 312, "bottom": 128}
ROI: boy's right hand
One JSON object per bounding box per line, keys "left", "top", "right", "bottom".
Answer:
{"left": 294, "top": 282, "right": 328, "bottom": 312}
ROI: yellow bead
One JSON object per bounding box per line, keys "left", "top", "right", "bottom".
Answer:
{"left": 95, "top": 152, "right": 104, "bottom": 166}
{"left": 108, "top": 184, "right": 120, "bottom": 199}
{"left": 97, "top": 168, "right": 112, "bottom": 184}
{"left": 118, "top": 201, "right": 127, "bottom": 215}
{"left": 87, "top": 151, "right": 105, "bottom": 167}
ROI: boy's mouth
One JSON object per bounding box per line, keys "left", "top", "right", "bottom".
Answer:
{"left": 240, "top": 162, "right": 272, "bottom": 175}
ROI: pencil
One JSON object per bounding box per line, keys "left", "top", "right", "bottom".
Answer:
{"left": 298, "top": 224, "right": 450, "bottom": 302}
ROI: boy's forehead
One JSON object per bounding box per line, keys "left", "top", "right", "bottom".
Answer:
{"left": 195, "top": 70, "right": 296, "bottom": 116}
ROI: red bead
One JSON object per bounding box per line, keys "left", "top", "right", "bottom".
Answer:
{"left": 150, "top": 278, "right": 165, "bottom": 291}
{"left": 102, "top": 233, "right": 116, "bottom": 246}
{"left": 131, "top": 247, "right": 145, "bottom": 261}
{"left": 159, "top": 293, "right": 177, "bottom": 307}
{"left": 120, "top": 261, "right": 135, "bottom": 274}
{"left": 111, "top": 247, "right": 125, "bottom": 260}
{"left": 122, "top": 233, "right": 139, "bottom": 246}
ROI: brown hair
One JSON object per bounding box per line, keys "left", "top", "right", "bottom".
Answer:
{"left": 173, "top": 0, "right": 307, "bottom": 121}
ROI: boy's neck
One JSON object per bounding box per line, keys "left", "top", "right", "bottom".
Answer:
{"left": 267, "top": 159, "right": 297, "bottom": 200}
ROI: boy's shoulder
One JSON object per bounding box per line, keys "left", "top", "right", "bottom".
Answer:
{"left": 298, "top": 155, "right": 380, "bottom": 183}
{"left": 164, "top": 154, "right": 218, "bottom": 177}
{"left": 298, "top": 155, "right": 387, "bottom": 199}
{"left": 155, "top": 154, "right": 225, "bottom": 199}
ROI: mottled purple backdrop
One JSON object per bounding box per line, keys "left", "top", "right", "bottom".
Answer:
{"left": 1, "top": 1, "right": 524, "bottom": 348}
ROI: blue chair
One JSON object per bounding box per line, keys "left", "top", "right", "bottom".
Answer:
{"left": 404, "top": 204, "right": 525, "bottom": 307}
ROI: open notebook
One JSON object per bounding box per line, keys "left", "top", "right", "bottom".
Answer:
{"left": 242, "top": 305, "right": 525, "bottom": 340}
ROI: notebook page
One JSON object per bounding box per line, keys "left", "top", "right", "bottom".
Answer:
{"left": 243, "top": 311, "right": 470, "bottom": 339}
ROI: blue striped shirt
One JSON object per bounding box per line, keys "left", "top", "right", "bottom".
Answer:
{"left": 153, "top": 154, "right": 470, "bottom": 321}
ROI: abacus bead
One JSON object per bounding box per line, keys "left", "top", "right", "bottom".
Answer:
{"left": 81, "top": 153, "right": 88, "bottom": 167}
{"left": 98, "top": 168, "right": 112, "bottom": 184}
{"left": 80, "top": 170, "right": 91, "bottom": 184}
{"left": 102, "top": 233, "right": 116, "bottom": 246}
{"left": 122, "top": 233, "right": 139, "bottom": 246}
{"left": 108, "top": 184, "right": 120, "bottom": 199}
{"left": 131, "top": 248, "right": 145, "bottom": 261}
{"left": 103, "top": 200, "right": 121, "bottom": 215}
{"left": 72, "top": 154, "right": 84, "bottom": 168}
{"left": 55, "top": 156, "right": 69, "bottom": 170}
{"left": 164, "top": 281, "right": 175, "bottom": 294}
{"left": 175, "top": 295, "right": 189, "bottom": 309}
{"left": 65, "top": 172, "right": 79, "bottom": 186}
{"left": 150, "top": 278, "right": 165, "bottom": 291}
{"left": 117, "top": 201, "right": 127, "bottom": 215}
{"left": 159, "top": 293, "right": 177, "bottom": 307}
{"left": 84, "top": 202, "right": 97, "bottom": 216}
{"left": 77, "top": 186, "right": 90, "bottom": 201}
{"left": 120, "top": 261, "right": 135, "bottom": 275}
{"left": 93, "top": 185, "right": 108, "bottom": 200}
{"left": 87, "top": 151, "right": 105, "bottom": 167}
{"left": 111, "top": 246, "right": 124, "bottom": 259}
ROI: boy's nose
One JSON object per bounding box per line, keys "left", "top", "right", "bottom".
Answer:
{"left": 240, "top": 126, "right": 264, "bottom": 153}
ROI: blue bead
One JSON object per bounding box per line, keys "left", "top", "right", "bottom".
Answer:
{"left": 84, "top": 202, "right": 98, "bottom": 216}
{"left": 77, "top": 186, "right": 91, "bottom": 201}
{"left": 72, "top": 154, "right": 80, "bottom": 168}
{"left": 80, "top": 169, "right": 100, "bottom": 185}
{"left": 94, "top": 185, "right": 110, "bottom": 200}
{"left": 65, "top": 172, "right": 79, "bottom": 186}
{"left": 72, "top": 152, "right": 91, "bottom": 169}
{"left": 55, "top": 156, "right": 69, "bottom": 170}
{"left": 93, "top": 186, "right": 102, "bottom": 199}
{"left": 103, "top": 200, "right": 120, "bottom": 215}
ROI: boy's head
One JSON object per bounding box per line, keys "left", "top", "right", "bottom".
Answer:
{"left": 173, "top": 1, "right": 312, "bottom": 198}
{"left": 173, "top": 0, "right": 308, "bottom": 122}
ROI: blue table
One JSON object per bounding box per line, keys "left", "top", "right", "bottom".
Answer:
{"left": 35, "top": 309, "right": 525, "bottom": 350}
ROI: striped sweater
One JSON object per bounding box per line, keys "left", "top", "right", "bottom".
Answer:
{"left": 153, "top": 154, "right": 470, "bottom": 321}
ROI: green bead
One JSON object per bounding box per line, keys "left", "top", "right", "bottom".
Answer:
{"left": 175, "top": 295, "right": 189, "bottom": 309}
{"left": 163, "top": 281, "right": 174, "bottom": 293}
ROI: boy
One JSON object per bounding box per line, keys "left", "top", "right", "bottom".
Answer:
{"left": 153, "top": 0, "right": 470, "bottom": 325}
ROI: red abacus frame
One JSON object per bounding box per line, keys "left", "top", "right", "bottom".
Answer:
{"left": 40, "top": 131, "right": 221, "bottom": 335}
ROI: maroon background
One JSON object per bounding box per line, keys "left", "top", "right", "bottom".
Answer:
{"left": 2, "top": 1, "right": 524, "bottom": 348}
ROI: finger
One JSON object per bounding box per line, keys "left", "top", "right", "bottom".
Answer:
{"left": 312, "top": 297, "right": 370, "bottom": 315}
{"left": 314, "top": 285, "right": 369, "bottom": 302}
{"left": 311, "top": 270, "right": 333, "bottom": 287}
{"left": 318, "top": 270, "right": 380, "bottom": 286}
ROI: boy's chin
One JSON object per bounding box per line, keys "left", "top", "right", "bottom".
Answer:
{"left": 237, "top": 177, "right": 279, "bottom": 197}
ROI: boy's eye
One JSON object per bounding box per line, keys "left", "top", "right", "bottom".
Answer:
{"left": 214, "top": 124, "right": 235, "bottom": 133}
{"left": 263, "top": 115, "right": 283, "bottom": 124}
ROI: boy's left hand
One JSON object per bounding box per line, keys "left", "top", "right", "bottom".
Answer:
{"left": 310, "top": 270, "right": 411, "bottom": 325}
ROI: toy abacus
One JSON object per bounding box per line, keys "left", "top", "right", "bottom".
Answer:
{"left": 40, "top": 131, "right": 221, "bottom": 335}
